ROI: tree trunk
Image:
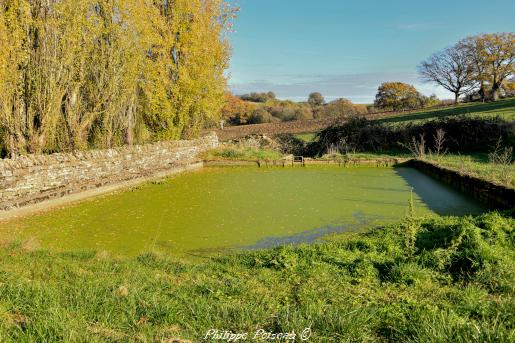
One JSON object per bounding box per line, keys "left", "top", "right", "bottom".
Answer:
{"left": 479, "top": 84, "right": 485, "bottom": 103}
{"left": 8, "top": 133, "right": 19, "bottom": 158}
{"left": 490, "top": 84, "right": 500, "bottom": 102}
{"left": 454, "top": 93, "right": 459, "bottom": 105}
{"left": 125, "top": 104, "right": 134, "bottom": 146}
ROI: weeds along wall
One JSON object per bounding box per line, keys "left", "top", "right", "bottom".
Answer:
{"left": 0, "top": 133, "right": 218, "bottom": 210}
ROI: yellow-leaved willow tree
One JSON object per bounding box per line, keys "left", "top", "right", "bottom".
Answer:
{"left": 0, "top": 0, "right": 234, "bottom": 156}
{"left": 143, "top": 0, "right": 232, "bottom": 140}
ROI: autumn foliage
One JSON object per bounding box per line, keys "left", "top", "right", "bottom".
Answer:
{"left": 374, "top": 83, "right": 428, "bottom": 111}
{"left": 222, "top": 93, "right": 256, "bottom": 125}
{"left": 0, "top": 0, "right": 235, "bottom": 156}
{"left": 419, "top": 33, "right": 514, "bottom": 103}
{"left": 223, "top": 92, "right": 373, "bottom": 125}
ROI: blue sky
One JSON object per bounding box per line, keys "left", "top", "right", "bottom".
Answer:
{"left": 227, "top": 0, "right": 515, "bottom": 103}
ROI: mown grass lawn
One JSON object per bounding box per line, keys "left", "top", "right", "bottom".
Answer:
{"left": 0, "top": 211, "right": 513, "bottom": 342}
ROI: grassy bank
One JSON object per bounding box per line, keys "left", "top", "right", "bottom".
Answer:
{"left": 322, "top": 152, "right": 514, "bottom": 188}
{"left": 0, "top": 212, "right": 513, "bottom": 342}
{"left": 201, "top": 145, "right": 514, "bottom": 188}
{"left": 426, "top": 154, "right": 515, "bottom": 188}
{"left": 200, "top": 146, "right": 284, "bottom": 161}
{"left": 293, "top": 98, "right": 515, "bottom": 144}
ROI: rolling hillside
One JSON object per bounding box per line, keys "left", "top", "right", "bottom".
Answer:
{"left": 212, "top": 98, "right": 515, "bottom": 141}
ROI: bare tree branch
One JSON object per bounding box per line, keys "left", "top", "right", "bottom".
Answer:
{"left": 418, "top": 45, "right": 478, "bottom": 104}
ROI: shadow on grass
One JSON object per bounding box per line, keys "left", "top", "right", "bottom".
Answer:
{"left": 415, "top": 223, "right": 460, "bottom": 251}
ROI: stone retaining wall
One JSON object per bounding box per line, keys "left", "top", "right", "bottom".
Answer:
{"left": 204, "top": 157, "right": 408, "bottom": 168}
{"left": 407, "top": 160, "right": 514, "bottom": 210}
{"left": 0, "top": 133, "right": 218, "bottom": 211}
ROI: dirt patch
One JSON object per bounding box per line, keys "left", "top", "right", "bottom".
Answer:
{"left": 208, "top": 104, "right": 462, "bottom": 141}
{"left": 210, "top": 117, "right": 339, "bottom": 141}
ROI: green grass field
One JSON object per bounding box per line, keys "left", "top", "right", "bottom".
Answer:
{"left": 373, "top": 98, "right": 515, "bottom": 125}
{"left": 293, "top": 98, "right": 515, "bottom": 143}
{"left": 0, "top": 211, "right": 513, "bottom": 342}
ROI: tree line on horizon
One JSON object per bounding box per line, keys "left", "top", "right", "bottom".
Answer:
{"left": 0, "top": 0, "right": 235, "bottom": 157}
{"left": 222, "top": 87, "right": 442, "bottom": 125}
{"left": 223, "top": 32, "right": 513, "bottom": 126}
{"left": 222, "top": 92, "right": 371, "bottom": 125}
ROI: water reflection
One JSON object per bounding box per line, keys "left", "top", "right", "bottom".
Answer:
{"left": 244, "top": 211, "right": 385, "bottom": 250}
{"left": 394, "top": 167, "right": 486, "bottom": 216}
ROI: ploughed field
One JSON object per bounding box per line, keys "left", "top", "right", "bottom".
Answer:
{"left": 0, "top": 166, "right": 486, "bottom": 256}
{"left": 211, "top": 97, "right": 515, "bottom": 141}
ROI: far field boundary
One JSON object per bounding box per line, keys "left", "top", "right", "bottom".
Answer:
{"left": 210, "top": 98, "right": 515, "bottom": 141}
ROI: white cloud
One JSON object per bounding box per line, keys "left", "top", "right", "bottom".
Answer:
{"left": 396, "top": 23, "right": 441, "bottom": 30}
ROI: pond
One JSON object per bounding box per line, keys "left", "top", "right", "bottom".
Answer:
{"left": 0, "top": 166, "right": 486, "bottom": 256}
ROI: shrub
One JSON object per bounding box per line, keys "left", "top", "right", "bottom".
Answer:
{"left": 292, "top": 107, "right": 314, "bottom": 121}
{"left": 315, "top": 98, "right": 368, "bottom": 119}
{"left": 248, "top": 108, "right": 274, "bottom": 124}
{"left": 240, "top": 92, "right": 276, "bottom": 103}
{"left": 311, "top": 116, "right": 514, "bottom": 155}
{"left": 274, "top": 134, "right": 308, "bottom": 155}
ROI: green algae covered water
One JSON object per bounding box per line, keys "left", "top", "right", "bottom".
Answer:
{"left": 0, "top": 166, "right": 486, "bottom": 256}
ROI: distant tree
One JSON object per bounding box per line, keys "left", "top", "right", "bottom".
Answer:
{"left": 248, "top": 107, "right": 273, "bottom": 124}
{"left": 240, "top": 92, "right": 276, "bottom": 103}
{"left": 316, "top": 98, "right": 367, "bottom": 118}
{"left": 292, "top": 107, "right": 314, "bottom": 121}
{"left": 459, "top": 37, "right": 490, "bottom": 102}
{"left": 374, "top": 82, "right": 425, "bottom": 110}
{"left": 468, "top": 33, "right": 514, "bottom": 101}
{"left": 308, "top": 92, "right": 325, "bottom": 107}
{"left": 426, "top": 94, "right": 441, "bottom": 107}
{"left": 267, "top": 106, "right": 294, "bottom": 121}
{"left": 221, "top": 93, "right": 255, "bottom": 124}
{"left": 418, "top": 45, "right": 477, "bottom": 104}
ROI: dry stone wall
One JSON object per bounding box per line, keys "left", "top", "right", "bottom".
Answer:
{"left": 0, "top": 133, "right": 218, "bottom": 210}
